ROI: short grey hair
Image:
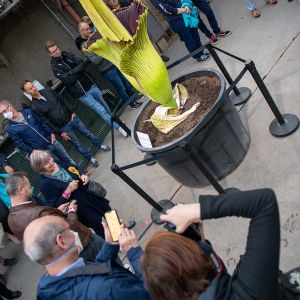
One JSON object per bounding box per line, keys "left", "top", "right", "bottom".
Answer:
{"left": 30, "top": 150, "right": 51, "bottom": 173}
{"left": 5, "top": 171, "right": 27, "bottom": 196}
{"left": 24, "top": 221, "right": 66, "bottom": 265}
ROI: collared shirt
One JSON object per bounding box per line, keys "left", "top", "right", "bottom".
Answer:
{"left": 56, "top": 257, "right": 85, "bottom": 277}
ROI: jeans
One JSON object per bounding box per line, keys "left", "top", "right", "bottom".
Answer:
{"left": 62, "top": 116, "right": 102, "bottom": 159}
{"left": 80, "top": 233, "right": 104, "bottom": 262}
{"left": 193, "top": 0, "right": 221, "bottom": 37}
{"left": 103, "top": 67, "right": 135, "bottom": 102}
{"left": 245, "top": 0, "right": 256, "bottom": 11}
{"left": 47, "top": 140, "right": 75, "bottom": 165}
{"left": 79, "top": 85, "right": 119, "bottom": 129}
{"left": 169, "top": 17, "right": 203, "bottom": 58}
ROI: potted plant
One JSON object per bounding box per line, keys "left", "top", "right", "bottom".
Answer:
{"left": 80, "top": 0, "right": 250, "bottom": 187}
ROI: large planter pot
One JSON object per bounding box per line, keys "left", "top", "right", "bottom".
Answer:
{"left": 132, "top": 69, "right": 250, "bottom": 188}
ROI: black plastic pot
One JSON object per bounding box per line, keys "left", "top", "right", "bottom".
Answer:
{"left": 132, "top": 69, "right": 250, "bottom": 188}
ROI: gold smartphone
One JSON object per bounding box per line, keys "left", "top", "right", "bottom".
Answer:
{"left": 104, "top": 210, "right": 121, "bottom": 242}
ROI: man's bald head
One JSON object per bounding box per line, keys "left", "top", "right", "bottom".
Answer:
{"left": 24, "top": 216, "right": 67, "bottom": 265}
{"left": 78, "top": 22, "right": 92, "bottom": 39}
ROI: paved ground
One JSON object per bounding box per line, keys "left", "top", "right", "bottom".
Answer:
{"left": 0, "top": 0, "right": 300, "bottom": 298}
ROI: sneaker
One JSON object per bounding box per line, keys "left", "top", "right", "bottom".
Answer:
{"left": 118, "top": 127, "right": 128, "bottom": 137}
{"left": 130, "top": 101, "right": 143, "bottom": 109}
{"left": 251, "top": 9, "right": 260, "bottom": 18}
{"left": 196, "top": 54, "right": 212, "bottom": 63}
{"left": 161, "top": 55, "right": 170, "bottom": 62}
{"left": 134, "top": 93, "right": 144, "bottom": 100}
{"left": 100, "top": 144, "right": 111, "bottom": 152}
{"left": 90, "top": 157, "right": 99, "bottom": 168}
{"left": 216, "top": 30, "right": 232, "bottom": 38}
{"left": 209, "top": 34, "right": 219, "bottom": 45}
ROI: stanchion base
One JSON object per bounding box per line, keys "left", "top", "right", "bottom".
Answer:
{"left": 151, "top": 199, "right": 174, "bottom": 225}
{"left": 230, "top": 87, "right": 252, "bottom": 106}
{"left": 269, "top": 114, "right": 300, "bottom": 137}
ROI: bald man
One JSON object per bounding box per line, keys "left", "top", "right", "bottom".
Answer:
{"left": 24, "top": 216, "right": 151, "bottom": 300}
{"left": 75, "top": 22, "right": 143, "bottom": 109}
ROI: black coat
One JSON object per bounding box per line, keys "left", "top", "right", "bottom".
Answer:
{"left": 31, "top": 88, "right": 74, "bottom": 132}
{"left": 198, "top": 189, "right": 280, "bottom": 300}
{"left": 51, "top": 51, "right": 93, "bottom": 98}
{"left": 39, "top": 161, "right": 111, "bottom": 237}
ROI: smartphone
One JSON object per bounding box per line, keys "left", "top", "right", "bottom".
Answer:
{"left": 104, "top": 210, "right": 121, "bottom": 242}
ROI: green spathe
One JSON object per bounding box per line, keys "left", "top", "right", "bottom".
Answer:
{"left": 79, "top": 0, "right": 177, "bottom": 108}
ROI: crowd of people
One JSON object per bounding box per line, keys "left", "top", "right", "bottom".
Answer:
{"left": 0, "top": 0, "right": 297, "bottom": 299}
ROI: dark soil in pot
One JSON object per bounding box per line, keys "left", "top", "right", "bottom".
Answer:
{"left": 136, "top": 74, "right": 221, "bottom": 148}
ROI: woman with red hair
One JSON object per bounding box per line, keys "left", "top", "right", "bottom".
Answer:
{"left": 141, "top": 189, "right": 281, "bottom": 300}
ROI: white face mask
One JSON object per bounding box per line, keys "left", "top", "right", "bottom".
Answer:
{"left": 3, "top": 111, "right": 13, "bottom": 120}
{"left": 70, "top": 230, "right": 83, "bottom": 253}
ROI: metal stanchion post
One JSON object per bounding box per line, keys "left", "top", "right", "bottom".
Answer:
{"left": 111, "top": 163, "right": 174, "bottom": 224}
{"left": 207, "top": 44, "right": 251, "bottom": 106}
{"left": 181, "top": 141, "right": 228, "bottom": 194}
{"left": 246, "top": 60, "right": 299, "bottom": 137}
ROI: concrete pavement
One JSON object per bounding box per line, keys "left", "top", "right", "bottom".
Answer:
{"left": 0, "top": 0, "right": 300, "bottom": 298}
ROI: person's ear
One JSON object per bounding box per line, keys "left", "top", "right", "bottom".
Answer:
{"left": 56, "top": 233, "right": 68, "bottom": 250}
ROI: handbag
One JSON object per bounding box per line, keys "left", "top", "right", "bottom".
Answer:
{"left": 87, "top": 180, "right": 107, "bottom": 198}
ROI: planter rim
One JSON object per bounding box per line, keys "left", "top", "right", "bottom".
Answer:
{"left": 131, "top": 68, "right": 226, "bottom": 153}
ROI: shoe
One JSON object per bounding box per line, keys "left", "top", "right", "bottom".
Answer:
{"left": 161, "top": 55, "right": 170, "bottom": 62}
{"left": 90, "top": 157, "right": 99, "bottom": 168}
{"left": 196, "top": 54, "right": 212, "bottom": 63}
{"left": 6, "top": 291, "right": 22, "bottom": 299}
{"left": 134, "top": 93, "right": 144, "bottom": 100}
{"left": 209, "top": 34, "right": 219, "bottom": 45}
{"left": 216, "top": 30, "right": 232, "bottom": 38}
{"left": 251, "top": 9, "right": 260, "bottom": 17}
{"left": 266, "top": 0, "right": 277, "bottom": 4}
{"left": 0, "top": 274, "right": 7, "bottom": 285}
{"left": 130, "top": 101, "right": 143, "bottom": 109}
{"left": 118, "top": 127, "right": 128, "bottom": 137}
{"left": 127, "top": 220, "right": 136, "bottom": 229}
{"left": 3, "top": 257, "right": 18, "bottom": 266}
{"left": 100, "top": 144, "right": 111, "bottom": 152}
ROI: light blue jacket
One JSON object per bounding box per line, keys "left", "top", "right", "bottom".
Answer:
{"left": 181, "top": 0, "right": 199, "bottom": 28}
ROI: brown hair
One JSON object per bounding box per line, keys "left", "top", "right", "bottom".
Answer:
{"left": 141, "top": 231, "right": 217, "bottom": 300}
{"left": 21, "top": 80, "right": 31, "bottom": 91}
{"left": 44, "top": 40, "right": 57, "bottom": 53}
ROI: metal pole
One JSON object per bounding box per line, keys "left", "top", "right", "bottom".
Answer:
{"left": 246, "top": 60, "right": 299, "bottom": 137}
{"left": 111, "top": 163, "right": 163, "bottom": 212}
{"left": 180, "top": 142, "right": 226, "bottom": 194}
{"left": 111, "top": 114, "right": 131, "bottom": 137}
{"left": 207, "top": 44, "right": 251, "bottom": 106}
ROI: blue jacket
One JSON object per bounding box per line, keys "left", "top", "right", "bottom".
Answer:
{"left": 151, "top": 0, "right": 182, "bottom": 22}
{"left": 37, "top": 242, "right": 152, "bottom": 300}
{"left": 7, "top": 109, "right": 53, "bottom": 154}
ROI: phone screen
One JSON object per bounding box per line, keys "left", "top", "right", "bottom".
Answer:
{"left": 104, "top": 210, "right": 121, "bottom": 242}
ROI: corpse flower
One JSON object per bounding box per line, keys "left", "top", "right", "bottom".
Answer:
{"left": 80, "top": 0, "right": 200, "bottom": 132}
{"left": 79, "top": 0, "right": 177, "bottom": 108}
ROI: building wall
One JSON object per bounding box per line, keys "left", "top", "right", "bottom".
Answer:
{"left": 0, "top": 0, "right": 77, "bottom": 109}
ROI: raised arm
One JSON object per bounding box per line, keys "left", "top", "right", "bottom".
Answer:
{"left": 161, "top": 189, "right": 280, "bottom": 300}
